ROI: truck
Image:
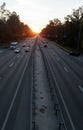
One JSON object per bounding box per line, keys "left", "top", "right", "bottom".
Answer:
{"left": 10, "top": 42, "right": 17, "bottom": 49}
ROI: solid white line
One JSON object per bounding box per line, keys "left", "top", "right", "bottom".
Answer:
{"left": 1, "top": 55, "right": 30, "bottom": 130}
{"left": 64, "top": 66, "right": 68, "bottom": 72}
{"left": 78, "top": 85, "right": 83, "bottom": 93}
{"left": 54, "top": 77, "right": 76, "bottom": 130}
{"left": 9, "top": 62, "right": 14, "bottom": 67}
{"left": 50, "top": 64, "right": 75, "bottom": 129}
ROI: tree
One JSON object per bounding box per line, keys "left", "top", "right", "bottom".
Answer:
{"left": 41, "top": 19, "right": 61, "bottom": 40}
{"left": 64, "top": 6, "right": 83, "bottom": 49}
{"left": 0, "top": 3, "right": 33, "bottom": 45}
{"left": 41, "top": 5, "right": 83, "bottom": 50}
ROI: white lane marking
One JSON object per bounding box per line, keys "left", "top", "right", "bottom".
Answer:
{"left": 78, "top": 85, "right": 83, "bottom": 93}
{"left": 75, "top": 57, "right": 83, "bottom": 62}
{"left": 57, "top": 57, "right": 60, "bottom": 61}
{"left": 21, "top": 53, "right": 24, "bottom": 57}
{"left": 9, "top": 62, "right": 14, "bottom": 67}
{"left": 0, "top": 50, "right": 3, "bottom": 53}
{"left": 53, "top": 75, "right": 76, "bottom": 130}
{"left": 17, "top": 54, "right": 20, "bottom": 58}
{"left": 1, "top": 55, "right": 30, "bottom": 130}
{"left": 64, "top": 66, "right": 68, "bottom": 72}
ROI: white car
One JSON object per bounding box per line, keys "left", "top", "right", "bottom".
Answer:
{"left": 25, "top": 47, "right": 30, "bottom": 52}
{"left": 14, "top": 48, "right": 20, "bottom": 53}
{"left": 10, "top": 42, "right": 17, "bottom": 49}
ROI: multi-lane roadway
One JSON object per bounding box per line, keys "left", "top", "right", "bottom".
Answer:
{"left": 39, "top": 37, "right": 83, "bottom": 130}
{"left": 0, "top": 36, "right": 83, "bottom": 130}
{"left": 0, "top": 38, "right": 35, "bottom": 130}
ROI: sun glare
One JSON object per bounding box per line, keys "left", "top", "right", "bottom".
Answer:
{"left": 30, "top": 25, "right": 41, "bottom": 34}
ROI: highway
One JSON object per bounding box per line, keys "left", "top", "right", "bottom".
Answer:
{"left": 0, "top": 38, "right": 35, "bottom": 130}
{"left": 39, "top": 37, "right": 83, "bottom": 130}
{"left": 0, "top": 36, "right": 83, "bottom": 130}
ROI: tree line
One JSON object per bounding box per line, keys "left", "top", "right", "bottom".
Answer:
{"left": 0, "top": 3, "right": 34, "bottom": 46}
{"left": 40, "top": 6, "right": 83, "bottom": 50}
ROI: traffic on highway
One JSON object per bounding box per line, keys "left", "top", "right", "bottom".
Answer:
{"left": 0, "top": 36, "right": 83, "bottom": 130}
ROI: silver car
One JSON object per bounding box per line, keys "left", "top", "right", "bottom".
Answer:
{"left": 14, "top": 48, "right": 20, "bottom": 53}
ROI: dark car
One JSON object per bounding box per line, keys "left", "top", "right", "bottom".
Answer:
{"left": 22, "top": 43, "right": 26, "bottom": 47}
{"left": 44, "top": 44, "right": 47, "bottom": 47}
{"left": 69, "top": 51, "right": 80, "bottom": 56}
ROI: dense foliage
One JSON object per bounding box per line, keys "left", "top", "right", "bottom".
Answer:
{"left": 40, "top": 6, "right": 83, "bottom": 50}
{"left": 0, "top": 3, "right": 34, "bottom": 46}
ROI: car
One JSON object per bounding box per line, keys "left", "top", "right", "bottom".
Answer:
{"left": 25, "top": 47, "right": 30, "bottom": 52}
{"left": 22, "top": 43, "right": 26, "bottom": 47}
{"left": 27, "top": 44, "right": 30, "bottom": 47}
{"left": 10, "top": 42, "right": 17, "bottom": 49}
{"left": 69, "top": 51, "right": 80, "bottom": 56}
{"left": 43, "top": 43, "right": 47, "bottom": 48}
{"left": 14, "top": 48, "right": 20, "bottom": 53}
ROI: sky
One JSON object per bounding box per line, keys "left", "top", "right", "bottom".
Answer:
{"left": 0, "top": 0, "right": 83, "bottom": 33}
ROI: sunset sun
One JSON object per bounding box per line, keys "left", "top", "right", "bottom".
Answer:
{"left": 30, "top": 25, "right": 41, "bottom": 33}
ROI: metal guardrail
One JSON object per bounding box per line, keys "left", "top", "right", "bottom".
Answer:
{"left": 38, "top": 43, "right": 67, "bottom": 130}
{"left": 30, "top": 38, "right": 37, "bottom": 130}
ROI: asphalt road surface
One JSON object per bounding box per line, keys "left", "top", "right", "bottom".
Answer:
{"left": 0, "top": 36, "right": 83, "bottom": 130}
{"left": 39, "top": 37, "right": 83, "bottom": 130}
{"left": 0, "top": 38, "right": 34, "bottom": 130}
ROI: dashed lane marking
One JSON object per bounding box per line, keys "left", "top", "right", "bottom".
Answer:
{"left": 78, "top": 85, "right": 83, "bottom": 93}
{"left": 17, "top": 54, "right": 20, "bottom": 58}
{"left": 56, "top": 57, "right": 60, "bottom": 61}
{"left": 9, "top": 62, "right": 14, "bottom": 68}
{"left": 0, "top": 51, "right": 3, "bottom": 53}
{"left": 64, "top": 66, "right": 68, "bottom": 73}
